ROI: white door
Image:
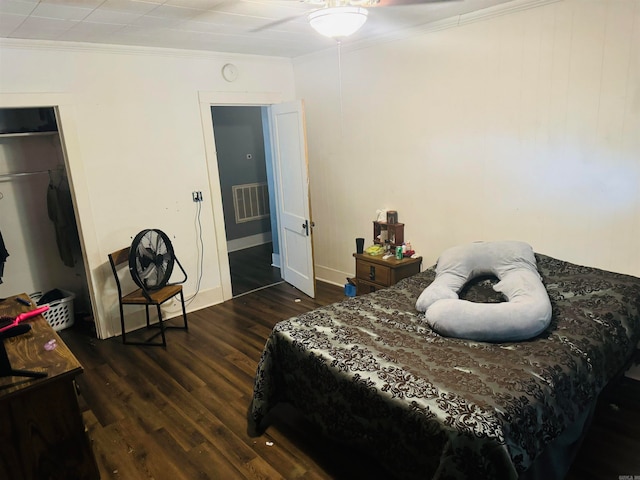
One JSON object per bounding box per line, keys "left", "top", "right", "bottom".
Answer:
{"left": 270, "top": 101, "right": 315, "bottom": 298}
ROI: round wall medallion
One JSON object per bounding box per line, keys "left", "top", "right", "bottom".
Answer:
{"left": 221, "top": 63, "right": 238, "bottom": 82}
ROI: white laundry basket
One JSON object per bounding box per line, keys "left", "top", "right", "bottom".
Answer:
{"left": 30, "top": 290, "right": 76, "bottom": 331}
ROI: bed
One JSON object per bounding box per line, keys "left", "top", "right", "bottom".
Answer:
{"left": 249, "top": 253, "right": 640, "bottom": 479}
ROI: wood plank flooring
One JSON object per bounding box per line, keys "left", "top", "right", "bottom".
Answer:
{"left": 229, "top": 242, "right": 282, "bottom": 297}
{"left": 61, "top": 282, "right": 640, "bottom": 479}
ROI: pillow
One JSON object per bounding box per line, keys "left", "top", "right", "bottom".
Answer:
{"left": 415, "top": 241, "right": 551, "bottom": 342}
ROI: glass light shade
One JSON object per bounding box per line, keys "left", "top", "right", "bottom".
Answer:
{"left": 308, "top": 6, "right": 368, "bottom": 38}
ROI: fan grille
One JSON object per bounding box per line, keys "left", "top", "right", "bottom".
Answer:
{"left": 129, "top": 229, "right": 175, "bottom": 290}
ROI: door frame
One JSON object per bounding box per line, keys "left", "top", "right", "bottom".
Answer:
{"left": 198, "top": 91, "right": 284, "bottom": 302}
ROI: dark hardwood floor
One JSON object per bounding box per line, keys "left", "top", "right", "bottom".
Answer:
{"left": 61, "top": 283, "right": 640, "bottom": 479}
{"left": 229, "top": 242, "right": 282, "bottom": 297}
{"left": 566, "top": 376, "right": 640, "bottom": 480}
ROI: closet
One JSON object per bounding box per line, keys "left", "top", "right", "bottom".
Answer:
{"left": 0, "top": 107, "right": 91, "bottom": 324}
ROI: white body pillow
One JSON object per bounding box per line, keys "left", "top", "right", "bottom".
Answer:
{"left": 415, "top": 241, "right": 552, "bottom": 342}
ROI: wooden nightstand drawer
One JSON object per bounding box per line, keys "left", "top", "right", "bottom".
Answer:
{"left": 356, "top": 260, "right": 391, "bottom": 286}
{"left": 353, "top": 253, "right": 422, "bottom": 295}
{"left": 356, "top": 279, "right": 384, "bottom": 296}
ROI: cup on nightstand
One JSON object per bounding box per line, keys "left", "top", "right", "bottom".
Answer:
{"left": 356, "top": 238, "right": 365, "bottom": 254}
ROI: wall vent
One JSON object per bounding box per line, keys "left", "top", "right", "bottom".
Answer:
{"left": 232, "top": 182, "right": 270, "bottom": 223}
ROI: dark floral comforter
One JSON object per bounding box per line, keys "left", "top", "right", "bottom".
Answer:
{"left": 249, "top": 254, "right": 640, "bottom": 479}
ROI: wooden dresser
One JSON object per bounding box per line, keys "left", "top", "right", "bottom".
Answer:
{"left": 353, "top": 253, "right": 422, "bottom": 295}
{"left": 0, "top": 294, "right": 99, "bottom": 480}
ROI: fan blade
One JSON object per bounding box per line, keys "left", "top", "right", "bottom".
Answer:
{"left": 153, "top": 232, "right": 167, "bottom": 256}
{"left": 139, "top": 248, "right": 155, "bottom": 269}
{"left": 143, "top": 231, "right": 163, "bottom": 258}
{"left": 139, "top": 261, "right": 166, "bottom": 287}
{"left": 136, "top": 246, "right": 155, "bottom": 269}
{"left": 155, "top": 264, "right": 167, "bottom": 285}
{"left": 139, "top": 264, "right": 157, "bottom": 283}
{"left": 251, "top": 12, "right": 307, "bottom": 32}
{"left": 138, "top": 244, "right": 154, "bottom": 258}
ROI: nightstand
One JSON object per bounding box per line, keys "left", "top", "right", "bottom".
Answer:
{"left": 353, "top": 253, "right": 422, "bottom": 295}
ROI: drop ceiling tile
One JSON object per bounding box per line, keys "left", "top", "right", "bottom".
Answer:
{"left": 159, "top": 27, "right": 208, "bottom": 41}
{"left": 187, "top": 9, "right": 232, "bottom": 22}
{"left": 192, "top": 10, "right": 277, "bottom": 28}
{"left": 130, "top": 14, "right": 180, "bottom": 28}
{"left": 83, "top": 8, "right": 142, "bottom": 24}
{"left": 39, "top": 0, "right": 104, "bottom": 6}
{"left": 9, "top": 16, "right": 77, "bottom": 38}
{"left": 101, "top": 0, "right": 160, "bottom": 15}
{"left": 0, "top": 0, "right": 37, "bottom": 16}
{"left": 163, "top": 0, "right": 228, "bottom": 9}
{"left": 31, "top": 3, "right": 95, "bottom": 21}
{"left": 144, "top": 4, "right": 203, "bottom": 20}
{"left": 0, "top": 13, "right": 27, "bottom": 35}
{"left": 57, "top": 21, "right": 125, "bottom": 41}
{"left": 215, "top": 1, "right": 311, "bottom": 18}
{"left": 176, "top": 19, "right": 240, "bottom": 34}
{"left": 115, "top": 24, "right": 168, "bottom": 38}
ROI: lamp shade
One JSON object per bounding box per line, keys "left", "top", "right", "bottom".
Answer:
{"left": 308, "top": 6, "right": 368, "bottom": 38}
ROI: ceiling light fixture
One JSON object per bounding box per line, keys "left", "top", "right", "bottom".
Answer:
{"left": 308, "top": 6, "right": 368, "bottom": 39}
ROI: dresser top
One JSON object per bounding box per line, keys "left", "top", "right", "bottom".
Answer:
{"left": 0, "top": 293, "right": 83, "bottom": 396}
{"left": 353, "top": 252, "right": 422, "bottom": 267}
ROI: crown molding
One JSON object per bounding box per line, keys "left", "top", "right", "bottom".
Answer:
{"left": 0, "top": 37, "right": 291, "bottom": 65}
{"left": 456, "top": 0, "right": 561, "bottom": 27}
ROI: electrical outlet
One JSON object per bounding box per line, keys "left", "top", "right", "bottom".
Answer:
{"left": 192, "top": 191, "right": 203, "bottom": 202}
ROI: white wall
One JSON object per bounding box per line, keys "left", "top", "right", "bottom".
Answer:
{"left": 0, "top": 40, "right": 295, "bottom": 338}
{"left": 295, "top": 0, "right": 640, "bottom": 284}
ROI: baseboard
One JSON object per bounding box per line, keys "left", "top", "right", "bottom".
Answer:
{"left": 160, "top": 286, "right": 224, "bottom": 318}
{"left": 227, "top": 232, "right": 272, "bottom": 253}
{"left": 314, "top": 264, "right": 351, "bottom": 288}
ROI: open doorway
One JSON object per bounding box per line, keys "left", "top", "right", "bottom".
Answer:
{"left": 210, "top": 106, "right": 282, "bottom": 297}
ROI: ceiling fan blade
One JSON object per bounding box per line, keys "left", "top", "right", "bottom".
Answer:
{"left": 251, "top": 12, "right": 307, "bottom": 32}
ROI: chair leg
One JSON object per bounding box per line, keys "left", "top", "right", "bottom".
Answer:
{"left": 121, "top": 303, "right": 167, "bottom": 347}
{"left": 180, "top": 291, "right": 188, "bottom": 331}
{"left": 121, "top": 295, "right": 186, "bottom": 347}
{"left": 156, "top": 304, "right": 167, "bottom": 347}
{"left": 119, "top": 303, "right": 127, "bottom": 345}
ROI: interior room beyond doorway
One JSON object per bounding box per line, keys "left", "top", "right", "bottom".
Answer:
{"left": 210, "top": 105, "right": 281, "bottom": 298}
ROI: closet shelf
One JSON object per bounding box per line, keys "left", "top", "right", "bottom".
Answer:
{"left": 0, "top": 131, "right": 58, "bottom": 138}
